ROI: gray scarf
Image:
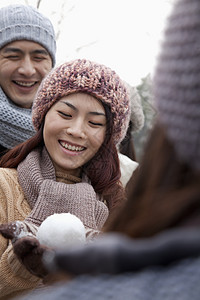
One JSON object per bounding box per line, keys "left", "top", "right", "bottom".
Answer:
{"left": 0, "top": 87, "right": 35, "bottom": 149}
{"left": 17, "top": 147, "right": 109, "bottom": 230}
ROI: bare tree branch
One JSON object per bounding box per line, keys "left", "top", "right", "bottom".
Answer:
{"left": 56, "top": 2, "right": 75, "bottom": 40}
{"left": 75, "top": 41, "right": 98, "bottom": 53}
{"left": 37, "top": 0, "right": 42, "bottom": 9}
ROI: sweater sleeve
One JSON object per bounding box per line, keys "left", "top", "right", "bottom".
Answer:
{"left": 0, "top": 238, "right": 41, "bottom": 298}
{"left": 0, "top": 169, "right": 41, "bottom": 298}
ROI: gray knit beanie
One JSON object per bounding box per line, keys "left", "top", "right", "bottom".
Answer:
{"left": 0, "top": 4, "right": 56, "bottom": 66}
{"left": 153, "top": 0, "right": 200, "bottom": 171}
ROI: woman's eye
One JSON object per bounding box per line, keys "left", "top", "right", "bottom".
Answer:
{"left": 58, "top": 111, "right": 72, "bottom": 118}
{"left": 89, "top": 121, "right": 103, "bottom": 126}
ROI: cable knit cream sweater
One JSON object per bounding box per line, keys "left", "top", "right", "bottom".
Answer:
{"left": 0, "top": 168, "right": 41, "bottom": 300}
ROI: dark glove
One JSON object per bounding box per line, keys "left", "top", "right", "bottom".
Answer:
{"left": 0, "top": 221, "right": 52, "bottom": 278}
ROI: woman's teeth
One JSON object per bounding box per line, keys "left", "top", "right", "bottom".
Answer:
{"left": 60, "top": 141, "right": 84, "bottom": 152}
{"left": 15, "top": 81, "right": 36, "bottom": 87}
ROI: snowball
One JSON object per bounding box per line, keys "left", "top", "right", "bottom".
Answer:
{"left": 37, "top": 213, "right": 86, "bottom": 249}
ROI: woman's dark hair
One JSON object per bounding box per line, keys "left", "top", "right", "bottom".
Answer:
{"left": 84, "top": 102, "right": 126, "bottom": 210}
{"left": 119, "top": 121, "right": 136, "bottom": 161}
{"left": 0, "top": 125, "right": 44, "bottom": 168}
{"left": 104, "top": 124, "right": 200, "bottom": 237}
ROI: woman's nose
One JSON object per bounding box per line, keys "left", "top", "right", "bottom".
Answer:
{"left": 66, "top": 119, "right": 86, "bottom": 139}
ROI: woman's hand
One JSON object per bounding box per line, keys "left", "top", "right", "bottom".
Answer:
{"left": 0, "top": 221, "right": 51, "bottom": 278}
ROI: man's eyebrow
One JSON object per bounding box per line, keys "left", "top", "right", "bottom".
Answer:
{"left": 31, "top": 49, "right": 49, "bottom": 56}
{"left": 2, "top": 47, "right": 49, "bottom": 56}
{"left": 2, "top": 47, "right": 22, "bottom": 53}
{"left": 61, "top": 101, "right": 106, "bottom": 116}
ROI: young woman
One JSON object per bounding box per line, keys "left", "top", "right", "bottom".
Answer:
{"left": 0, "top": 58, "right": 131, "bottom": 299}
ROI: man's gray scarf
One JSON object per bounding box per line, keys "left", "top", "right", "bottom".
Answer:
{"left": 0, "top": 87, "right": 35, "bottom": 149}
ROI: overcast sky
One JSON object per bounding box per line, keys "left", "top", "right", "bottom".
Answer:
{"left": 0, "top": 0, "right": 174, "bottom": 86}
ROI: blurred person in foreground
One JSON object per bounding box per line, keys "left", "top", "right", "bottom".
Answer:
{"left": 15, "top": 0, "right": 200, "bottom": 299}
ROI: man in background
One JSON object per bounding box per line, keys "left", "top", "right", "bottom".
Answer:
{"left": 0, "top": 4, "right": 56, "bottom": 156}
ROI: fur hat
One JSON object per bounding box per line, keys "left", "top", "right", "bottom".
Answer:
{"left": 128, "top": 85, "right": 144, "bottom": 132}
{"left": 32, "top": 59, "right": 131, "bottom": 145}
{"left": 153, "top": 0, "right": 200, "bottom": 171}
{"left": 0, "top": 4, "right": 56, "bottom": 66}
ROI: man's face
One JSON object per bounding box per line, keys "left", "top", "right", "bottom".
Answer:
{"left": 0, "top": 40, "right": 52, "bottom": 108}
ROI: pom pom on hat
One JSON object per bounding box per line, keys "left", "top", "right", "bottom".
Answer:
{"left": 0, "top": 4, "right": 56, "bottom": 66}
{"left": 32, "top": 59, "right": 131, "bottom": 145}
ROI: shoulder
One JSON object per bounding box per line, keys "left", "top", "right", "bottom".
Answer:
{"left": 118, "top": 153, "right": 138, "bottom": 187}
{"left": 0, "top": 168, "right": 30, "bottom": 222}
{"left": 0, "top": 167, "right": 18, "bottom": 181}
{"left": 0, "top": 168, "right": 22, "bottom": 193}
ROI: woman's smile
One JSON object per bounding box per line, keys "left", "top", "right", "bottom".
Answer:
{"left": 59, "top": 140, "right": 86, "bottom": 153}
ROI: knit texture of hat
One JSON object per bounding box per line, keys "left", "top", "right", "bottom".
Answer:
{"left": 32, "top": 59, "right": 131, "bottom": 145}
{"left": 0, "top": 4, "right": 56, "bottom": 66}
{"left": 153, "top": 0, "right": 200, "bottom": 171}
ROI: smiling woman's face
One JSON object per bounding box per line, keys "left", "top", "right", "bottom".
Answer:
{"left": 43, "top": 92, "right": 106, "bottom": 176}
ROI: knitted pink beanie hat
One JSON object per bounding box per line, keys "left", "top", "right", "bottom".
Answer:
{"left": 32, "top": 59, "right": 131, "bottom": 145}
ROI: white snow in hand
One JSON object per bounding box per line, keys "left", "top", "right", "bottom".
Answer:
{"left": 36, "top": 213, "right": 86, "bottom": 249}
